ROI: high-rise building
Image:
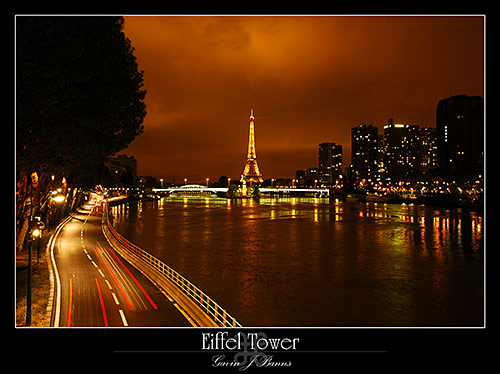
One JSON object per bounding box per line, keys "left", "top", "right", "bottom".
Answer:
{"left": 306, "top": 167, "right": 320, "bottom": 186}
{"left": 436, "top": 94, "right": 484, "bottom": 179}
{"left": 383, "top": 119, "right": 421, "bottom": 180}
{"left": 318, "top": 142, "right": 342, "bottom": 186}
{"left": 351, "top": 124, "right": 380, "bottom": 185}
{"left": 419, "top": 127, "right": 437, "bottom": 173}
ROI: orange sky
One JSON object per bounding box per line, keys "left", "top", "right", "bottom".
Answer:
{"left": 121, "top": 15, "right": 484, "bottom": 183}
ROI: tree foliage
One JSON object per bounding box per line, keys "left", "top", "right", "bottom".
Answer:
{"left": 16, "top": 16, "right": 146, "bottom": 177}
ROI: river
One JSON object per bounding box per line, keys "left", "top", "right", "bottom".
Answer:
{"left": 110, "top": 196, "right": 484, "bottom": 327}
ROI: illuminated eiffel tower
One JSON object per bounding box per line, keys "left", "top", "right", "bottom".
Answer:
{"left": 241, "top": 109, "right": 264, "bottom": 183}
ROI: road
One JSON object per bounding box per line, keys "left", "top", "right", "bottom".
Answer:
{"left": 50, "top": 199, "right": 191, "bottom": 327}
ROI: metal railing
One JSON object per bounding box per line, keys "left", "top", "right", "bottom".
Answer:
{"left": 102, "top": 201, "right": 242, "bottom": 327}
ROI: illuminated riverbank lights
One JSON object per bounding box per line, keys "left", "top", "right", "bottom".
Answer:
{"left": 241, "top": 109, "right": 264, "bottom": 183}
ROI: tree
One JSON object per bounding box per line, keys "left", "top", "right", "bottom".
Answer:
{"left": 226, "top": 184, "right": 238, "bottom": 198}
{"left": 120, "top": 171, "right": 134, "bottom": 187}
{"left": 217, "top": 175, "right": 229, "bottom": 188}
{"left": 16, "top": 16, "right": 146, "bottom": 245}
{"left": 16, "top": 16, "right": 146, "bottom": 177}
{"left": 251, "top": 185, "right": 261, "bottom": 199}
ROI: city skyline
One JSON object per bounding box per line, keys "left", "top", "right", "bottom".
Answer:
{"left": 120, "top": 15, "right": 484, "bottom": 182}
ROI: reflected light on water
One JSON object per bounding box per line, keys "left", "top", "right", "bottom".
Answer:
{"left": 112, "top": 196, "right": 483, "bottom": 327}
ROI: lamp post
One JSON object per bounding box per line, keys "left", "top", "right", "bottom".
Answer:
{"left": 26, "top": 172, "right": 37, "bottom": 326}
{"left": 26, "top": 221, "right": 33, "bottom": 325}
{"left": 33, "top": 217, "right": 44, "bottom": 262}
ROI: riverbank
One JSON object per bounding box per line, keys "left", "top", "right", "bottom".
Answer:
{"left": 330, "top": 191, "right": 484, "bottom": 211}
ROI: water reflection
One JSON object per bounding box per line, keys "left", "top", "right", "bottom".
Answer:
{"left": 112, "top": 196, "right": 484, "bottom": 327}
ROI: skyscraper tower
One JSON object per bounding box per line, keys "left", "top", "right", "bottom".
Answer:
{"left": 351, "top": 124, "right": 380, "bottom": 185}
{"left": 318, "top": 142, "right": 342, "bottom": 185}
{"left": 436, "top": 94, "right": 484, "bottom": 179}
{"left": 242, "top": 109, "right": 264, "bottom": 183}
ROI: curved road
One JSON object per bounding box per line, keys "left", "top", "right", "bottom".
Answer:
{"left": 50, "top": 200, "right": 191, "bottom": 327}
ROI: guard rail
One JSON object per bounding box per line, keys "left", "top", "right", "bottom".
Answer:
{"left": 102, "top": 201, "right": 242, "bottom": 327}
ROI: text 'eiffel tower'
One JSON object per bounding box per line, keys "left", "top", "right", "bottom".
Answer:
{"left": 241, "top": 109, "right": 264, "bottom": 183}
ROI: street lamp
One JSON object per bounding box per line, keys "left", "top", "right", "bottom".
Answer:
{"left": 52, "top": 191, "right": 65, "bottom": 203}
{"left": 184, "top": 178, "right": 187, "bottom": 185}
{"left": 228, "top": 177, "right": 231, "bottom": 187}
{"left": 32, "top": 227, "right": 40, "bottom": 239}
{"left": 160, "top": 178, "right": 164, "bottom": 188}
{"left": 206, "top": 178, "right": 209, "bottom": 187}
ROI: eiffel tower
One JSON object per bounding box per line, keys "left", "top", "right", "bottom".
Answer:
{"left": 241, "top": 109, "right": 264, "bottom": 183}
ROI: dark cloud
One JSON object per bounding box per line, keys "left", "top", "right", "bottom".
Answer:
{"left": 122, "top": 15, "right": 484, "bottom": 183}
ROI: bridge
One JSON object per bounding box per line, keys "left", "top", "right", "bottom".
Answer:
{"left": 153, "top": 184, "right": 330, "bottom": 196}
{"left": 153, "top": 184, "right": 227, "bottom": 194}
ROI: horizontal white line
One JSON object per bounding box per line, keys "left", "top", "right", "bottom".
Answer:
{"left": 115, "top": 350, "right": 388, "bottom": 354}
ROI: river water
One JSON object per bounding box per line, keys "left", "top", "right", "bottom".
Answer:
{"left": 110, "top": 196, "right": 484, "bottom": 327}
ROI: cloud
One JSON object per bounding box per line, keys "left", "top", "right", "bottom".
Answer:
{"left": 122, "top": 15, "right": 484, "bottom": 181}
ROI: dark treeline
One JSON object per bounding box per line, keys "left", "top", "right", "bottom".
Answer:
{"left": 16, "top": 16, "right": 146, "bottom": 248}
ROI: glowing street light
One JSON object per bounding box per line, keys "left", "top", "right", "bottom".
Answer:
{"left": 206, "top": 178, "right": 209, "bottom": 187}
{"left": 52, "top": 189, "right": 65, "bottom": 203}
{"left": 53, "top": 193, "right": 65, "bottom": 203}
{"left": 31, "top": 228, "right": 41, "bottom": 238}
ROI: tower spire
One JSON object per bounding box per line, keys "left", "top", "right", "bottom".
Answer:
{"left": 242, "top": 109, "right": 263, "bottom": 183}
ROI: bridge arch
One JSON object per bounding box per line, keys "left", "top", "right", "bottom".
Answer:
{"left": 179, "top": 184, "right": 207, "bottom": 189}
